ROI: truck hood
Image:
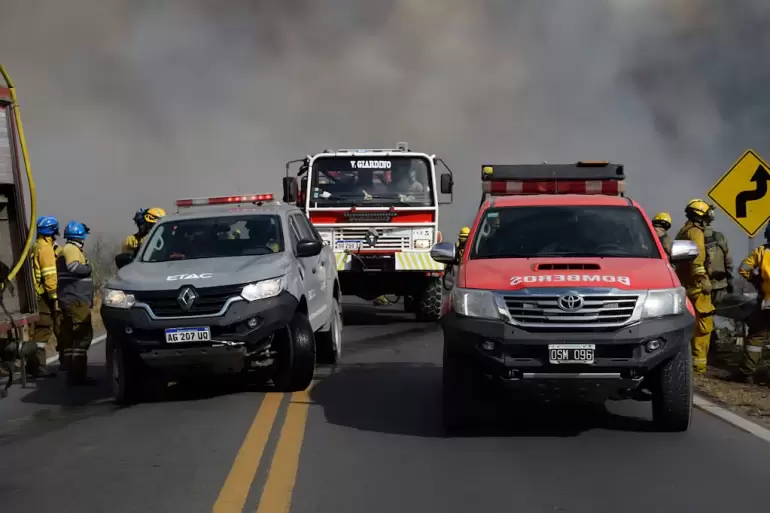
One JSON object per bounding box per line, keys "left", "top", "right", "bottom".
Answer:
{"left": 461, "top": 257, "right": 676, "bottom": 291}
{"left": 107, "top": 252, "right": 293, "bottom": 292}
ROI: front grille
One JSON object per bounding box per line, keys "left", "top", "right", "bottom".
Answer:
{"left": 333, "top": 227, "right": 411, "bottom": 250}
{"left": 133, "top": 284, "right": 244, "bottom": 317}
{"left": 503, "top": 293, "right": 639, "bottom": 328}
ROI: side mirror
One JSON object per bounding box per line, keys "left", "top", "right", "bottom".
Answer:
{"left": 115, "top": 252, "right": 134, "bottom": 269}
{"left": 282, "top": 177, "right": 298, "bottom": 203}
{"left": 296, "top": 239, "right": 322, "bottom": 258}
{"left": 430, "top": 242, "right": 457, "bottom": 264}
{"left": 440, "top": 173, "right": 453, "bottom": 195}
{"left": 669, "top": 240, "right": 699, "bottom": 262}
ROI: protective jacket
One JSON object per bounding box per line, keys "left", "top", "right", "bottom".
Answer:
{"left": 122, "top": 233, "right": 144, "bottom": 255}
{"left": 704, "top": 227, "right": 732, "bottom": 290}
{"left": 674, "top": 221, "right": 711, "bottom": 296}
{"left": 32, "top": 236, "right": 58, "bottom": 299}
{"left": 57, "top": 242, "right": 93, "bottom": 306}
{"left": 739, "top": 245, "right": 770, "bottom": 301}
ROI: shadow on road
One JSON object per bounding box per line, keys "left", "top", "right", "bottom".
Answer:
{"left": 341, "top": 301, "right": 414, "bottom": 327}
{"left": 310, "top": 362, "right": 660, "bottom": 438}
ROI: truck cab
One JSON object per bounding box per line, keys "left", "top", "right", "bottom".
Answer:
{"left": 282, "top": 142, "right": 454, "bottom": 321}
{"left": 430, "top": 161, "right": 700, "bottom": 434}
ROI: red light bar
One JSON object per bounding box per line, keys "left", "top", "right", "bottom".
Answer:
{"left": 482, "top": 180, "right": 624, "bottom": 196}
{"left": 175, "top": 193, "right": 274, "bottom": 208}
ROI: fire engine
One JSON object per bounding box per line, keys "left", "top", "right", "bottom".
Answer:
{"left": 282, "top": 142, "right": 454, "bottom": 320}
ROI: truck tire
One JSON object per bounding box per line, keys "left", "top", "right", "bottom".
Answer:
{"left": 442, "top": 342, "right": 483, "bottom": 434}
{"left": 316, "top": 299, "right": 342, "bottom": 365}
{"left": 111, "top": 338, "right": 144, "bottom": 406}
{"left": 416, "top": 279, "right": 442, "bottom": 321}
{"left": 651, "top": 342, "right": 693, "bottom": 432}
{"left": 273, "top": 312, "right": 316, "bottom": 392}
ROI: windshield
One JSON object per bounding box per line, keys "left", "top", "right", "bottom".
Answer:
{"left": 470, "top": 205, "right": 660, "bottom": 259}
{"left": 140, "top": 214, "right": 284, "bottom": 262}
{"left": 308, "top": 156, "right": 434, "bottom": 207}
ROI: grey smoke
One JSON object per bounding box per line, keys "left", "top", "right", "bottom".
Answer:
{"left": 1, "top": 0, "right": 769, "bottom": 254}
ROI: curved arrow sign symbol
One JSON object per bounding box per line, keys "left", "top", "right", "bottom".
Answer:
{"left": 735, "top": 164, "right": 770, "bottom": 218}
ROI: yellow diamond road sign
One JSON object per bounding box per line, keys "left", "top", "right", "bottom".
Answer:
{"left": 708, "top": 149, "right": 770, "bottom": 237}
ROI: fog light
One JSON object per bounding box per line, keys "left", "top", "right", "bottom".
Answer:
{"left": 247, "top": 317, "right": 258, "bottom": 329}
{"left": 645, "top": 339, "right": 661, "bottom": 352}
{"left": 125, "top": 326, "right": 133, "bottom": 335}
{"left": 480, "top": 340, "right": 495, "bottom": 351}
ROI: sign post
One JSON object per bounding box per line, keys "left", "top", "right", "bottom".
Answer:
{"left": 708, "top": 149, "right": 770, "bottom": 238}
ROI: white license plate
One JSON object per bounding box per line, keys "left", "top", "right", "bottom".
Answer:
{"left": 335, "top": 241, "right": 361, "bottom": 251}
{"left": 548, "top": 344, "right": 595, "bottom": 364}
{"left": 165, "top": 327, "right": 211, "bottom": 344}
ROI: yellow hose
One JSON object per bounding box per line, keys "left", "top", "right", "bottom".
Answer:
{"left": 0, "top": 64, "right": 37, "bottom": 282}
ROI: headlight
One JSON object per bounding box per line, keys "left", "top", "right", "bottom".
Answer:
{"left": 241, "top": 277, "right": 284, "bottom": 302}
{"left": 413, "top": 239, "right": 431, "bottom": 249}
{"left": 450, "top": 287, "right": 505, "bottom": 320}
{"left": 103, "top": 288, "right": 136, "bottom": 309}
{"left": 641, "top": 287, "right": 686, "bottom": 319}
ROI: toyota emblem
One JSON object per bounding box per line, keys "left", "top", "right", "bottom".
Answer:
{"left": 557, "top": 293, "right": 584, "bottom": 312}
{"left": 177, "top": 286, "right": 198, "bottom": 311}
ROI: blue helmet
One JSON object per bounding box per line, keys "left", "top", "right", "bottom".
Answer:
{"left": 64, "top": 221, "right": 89, "bottom": 241}
{"left": 133, "top": 208, "right": 146, "bottom": 228}
{"left": 36, "top": 216, "right": 60, "bottom": 236}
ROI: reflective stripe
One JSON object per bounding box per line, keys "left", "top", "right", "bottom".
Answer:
{"left": 36, "top": 342, "right": 47, "bottom": 349}
{"left": 693, "top": 357, "right": 708, "bottom": 364}
{"left": 66, "top": 261, "right": 80, "bottom": 272}
{"left": 40, "top": 267, "right": 56, "bottom": 276}
{"left": 746, "top": 345, "right": 763, "bottom": 353}
{"left": 740, "top": 262, "right": 753, "bottom": 272}
{"left": 693, "top": 266, "right": 707, "bottom": 275}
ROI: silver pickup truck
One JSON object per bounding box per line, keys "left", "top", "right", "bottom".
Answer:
{"left": 101, "top": 193, "right": 342, "bottom": 404}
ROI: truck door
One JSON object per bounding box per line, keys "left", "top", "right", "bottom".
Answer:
{"left": 289, "top": 213, "right": 325, "bottom": 330}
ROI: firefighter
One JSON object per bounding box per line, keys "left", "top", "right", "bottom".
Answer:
{"left": 731, "top": 223, "right": 770, "bottom": 384}
{"left": 674, "top": 199, "right": 715, "bottom": 375}
{"left": 651, "top": 212, "right": 673, "bottom": 258}
{"left": 27, "top": 216, "right": 61, "bottom": 377}
{"left": 456, "top": 227, "right": 470, "bottom": 258}
{"left": 57, "top": 221, "right": 96, "bottom": 386}
{"left": 122, "top": 207, "right": 166, "bottom": 255}
{"left": 704, "top": 206, "right": 734, "bottom": 304}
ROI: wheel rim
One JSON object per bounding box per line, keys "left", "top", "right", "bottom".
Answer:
{"left": 333, "top": 307, "right": 342, "bottom": 358}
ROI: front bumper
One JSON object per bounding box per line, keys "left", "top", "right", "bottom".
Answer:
{"left": 101, "top": 291, "right": 298, "bottom": 374}
{"left": 441, "top": 312, "right": 694, "bottom": 394}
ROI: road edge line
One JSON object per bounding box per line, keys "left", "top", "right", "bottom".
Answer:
{"left": 694, "top": 393, "right": 770, "bottom": 443}
{"left": 45, "top": 334, "right": 106, "bottom": 365}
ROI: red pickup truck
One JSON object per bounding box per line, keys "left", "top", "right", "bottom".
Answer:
{"left": 430, "top": 162, "right": 698, "bottom": 434}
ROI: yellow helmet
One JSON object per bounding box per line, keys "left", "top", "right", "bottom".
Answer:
{"left": 652, "top": 212, "right": 672, "bottom": 229}
{"left": 144, "top": 207, "right": 166, "bottom": 224}
{"left": 458, "top": 226, "right": 470, "bottom": 241}
{"left": 685, "top": 199, "right": 710, "bottom": 219}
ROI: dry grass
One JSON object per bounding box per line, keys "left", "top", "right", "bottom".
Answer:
{"left": 693, "top": 333, "right": 770, "bottom": 429}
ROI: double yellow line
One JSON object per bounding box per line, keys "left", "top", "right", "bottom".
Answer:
{"left": 212, "top": 383, "right": 314, "bottom": 513}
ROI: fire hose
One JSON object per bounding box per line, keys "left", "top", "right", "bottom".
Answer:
{"left": 0, "top": 65, "right": 38, "bottom": 395}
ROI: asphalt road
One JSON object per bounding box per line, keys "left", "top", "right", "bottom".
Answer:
{"left": 2, "top": 300, "right": 770, "bottom": 513}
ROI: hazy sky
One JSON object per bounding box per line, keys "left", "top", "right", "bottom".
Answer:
{"left": 1, "top": 0, "right": 769, "bottom": 255}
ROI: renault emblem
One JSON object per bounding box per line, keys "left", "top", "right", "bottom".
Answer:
{"left": 364, "top": 228, "right": 380, "bottom": 248}
{"left": 178, "top": 286, "right": 198, "bottom": 311}
{"left": 557, "top": 292, "right": 584, "bottom": 312}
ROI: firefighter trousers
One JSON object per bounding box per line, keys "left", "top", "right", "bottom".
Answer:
{"left": 739, "top": 309, "right": 770, "bottom": 376}
{"left": 59, "top": 301, "right": 93, "bottom": 384}
{"left": 690, "top": 292, "right": 715, "bottom": 374}
{"left": 27, "top": 296, "right": 60, "bottom": 373}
